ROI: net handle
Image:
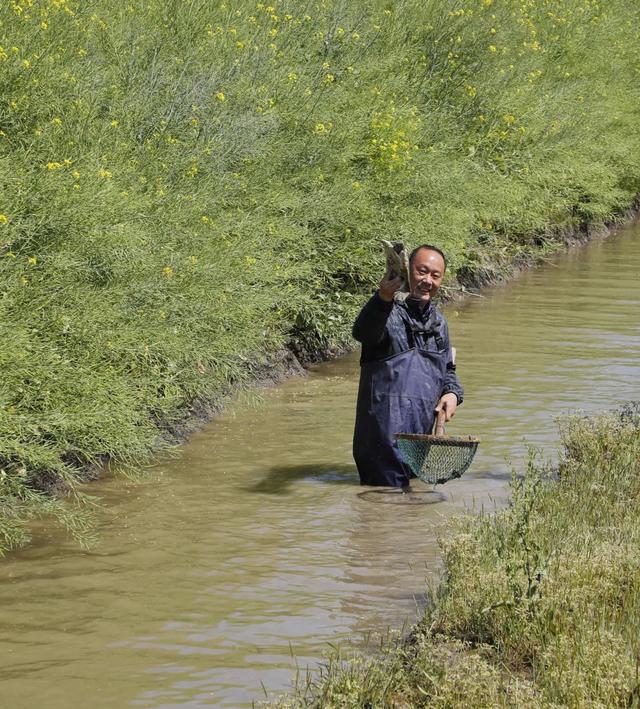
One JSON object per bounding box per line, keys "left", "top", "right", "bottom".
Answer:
{"left": 434, "top": 408, "right": 446, "bottom": 437}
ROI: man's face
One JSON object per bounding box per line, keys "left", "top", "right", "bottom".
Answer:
{"left": 409, "top": 248, "right": 445, "bottom": 304}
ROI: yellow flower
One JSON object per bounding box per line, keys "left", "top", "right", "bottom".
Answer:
{"left": 28, "top": 256, "right": 37, "bottom": 265}
{"left": 46, "top": 162, "right": 63, "bottom": 170}
{"left": 0, "top": 214, "right": 7, "bottom": 224}
{"left": 99, "top": 168, "right": 112, "bottom": 179}
{"left": 110, "top": 119, "right": 119, "bottom": 127}
{"left": 162, "top": 266, "right": 173, "bottom": 279}
{"left": 215, "top": 91, "right": 225, "bottom": 102}
{"left": 488, "top": 45, "right": 497, "bottom": 52}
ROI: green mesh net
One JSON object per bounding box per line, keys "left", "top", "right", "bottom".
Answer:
{"left": 396, "top": 434, "right": 480, "bottom": 485}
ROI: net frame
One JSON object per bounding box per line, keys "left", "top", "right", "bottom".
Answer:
{"left": 395, "top": 433, "right": 480, "bottom": 485}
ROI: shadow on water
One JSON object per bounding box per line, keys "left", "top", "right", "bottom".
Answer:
{"left": 245, "top": 463, "right": 358, "bottom": 494}
{"left": 469, "top": 468, "right": 513, "bottom": 482}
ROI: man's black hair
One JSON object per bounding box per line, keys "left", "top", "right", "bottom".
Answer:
{"left": 409, "top": 244, "right": 447, "bottom": 270}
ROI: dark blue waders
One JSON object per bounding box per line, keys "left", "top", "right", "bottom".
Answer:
{"left": 353, "top": 339, "right": 447, "bottom": 488}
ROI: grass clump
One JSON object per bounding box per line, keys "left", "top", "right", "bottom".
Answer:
{"left": 269, "top": 404, "right": 640, "bottom": 707}
{"left": 432, "top": 404, "right": 640, "bottom": 705}
{"left": 1, "top": 0, "right": 640, "bottom": 552}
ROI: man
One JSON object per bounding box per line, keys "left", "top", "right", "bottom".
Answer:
{"left": 352, "top": 245, "right": 463, "bottom": 487}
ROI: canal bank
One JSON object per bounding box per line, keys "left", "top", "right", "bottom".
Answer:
{"left": 1, "top": 219, "right": 638, "bottom": 707}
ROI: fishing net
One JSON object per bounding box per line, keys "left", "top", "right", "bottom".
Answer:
{"left": 396, "top": 433, "right": 480, "bottom": 485}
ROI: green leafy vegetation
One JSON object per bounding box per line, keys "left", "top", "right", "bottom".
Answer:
{"left": 1, "top": 0, "right": 639, "bottom": 553}
{"left": 270, "top": 404, "right": 640, "bottom": 707}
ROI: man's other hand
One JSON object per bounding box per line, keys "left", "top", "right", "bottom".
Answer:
{"left": 435, "top": 393, "right": 458, "bottom": 422}
{"left": 378, "top": 271, "right": 403, "bottom": 302}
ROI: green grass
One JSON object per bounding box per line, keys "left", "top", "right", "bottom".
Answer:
{"left": 1, "top": 0, "right": 640, "bottom": 553}
{"left": 269, "top": 404, "right": 640, "bottom": 707}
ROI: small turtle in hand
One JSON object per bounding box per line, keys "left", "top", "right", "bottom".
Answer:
{"left": 381, "top": 239, "right": 410, "bottom": 292}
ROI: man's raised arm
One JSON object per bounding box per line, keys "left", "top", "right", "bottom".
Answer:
{"left": 352, "top": 272, "right": 402, "bottom": 345}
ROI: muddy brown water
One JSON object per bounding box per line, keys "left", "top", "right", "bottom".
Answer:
{"left": 1, "top": 223, "right": 639, "bottom": 708}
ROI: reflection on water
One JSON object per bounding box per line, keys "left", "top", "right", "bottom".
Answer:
{"left": 357, "top": 488, "right": 447, "bottom": 504}
{"left": 1, "top": 223, "right": 639, "bottom": 708}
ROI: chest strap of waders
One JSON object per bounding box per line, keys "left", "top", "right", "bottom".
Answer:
{"left": 408, "top": 310, "right": 445, "bottom": 352}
